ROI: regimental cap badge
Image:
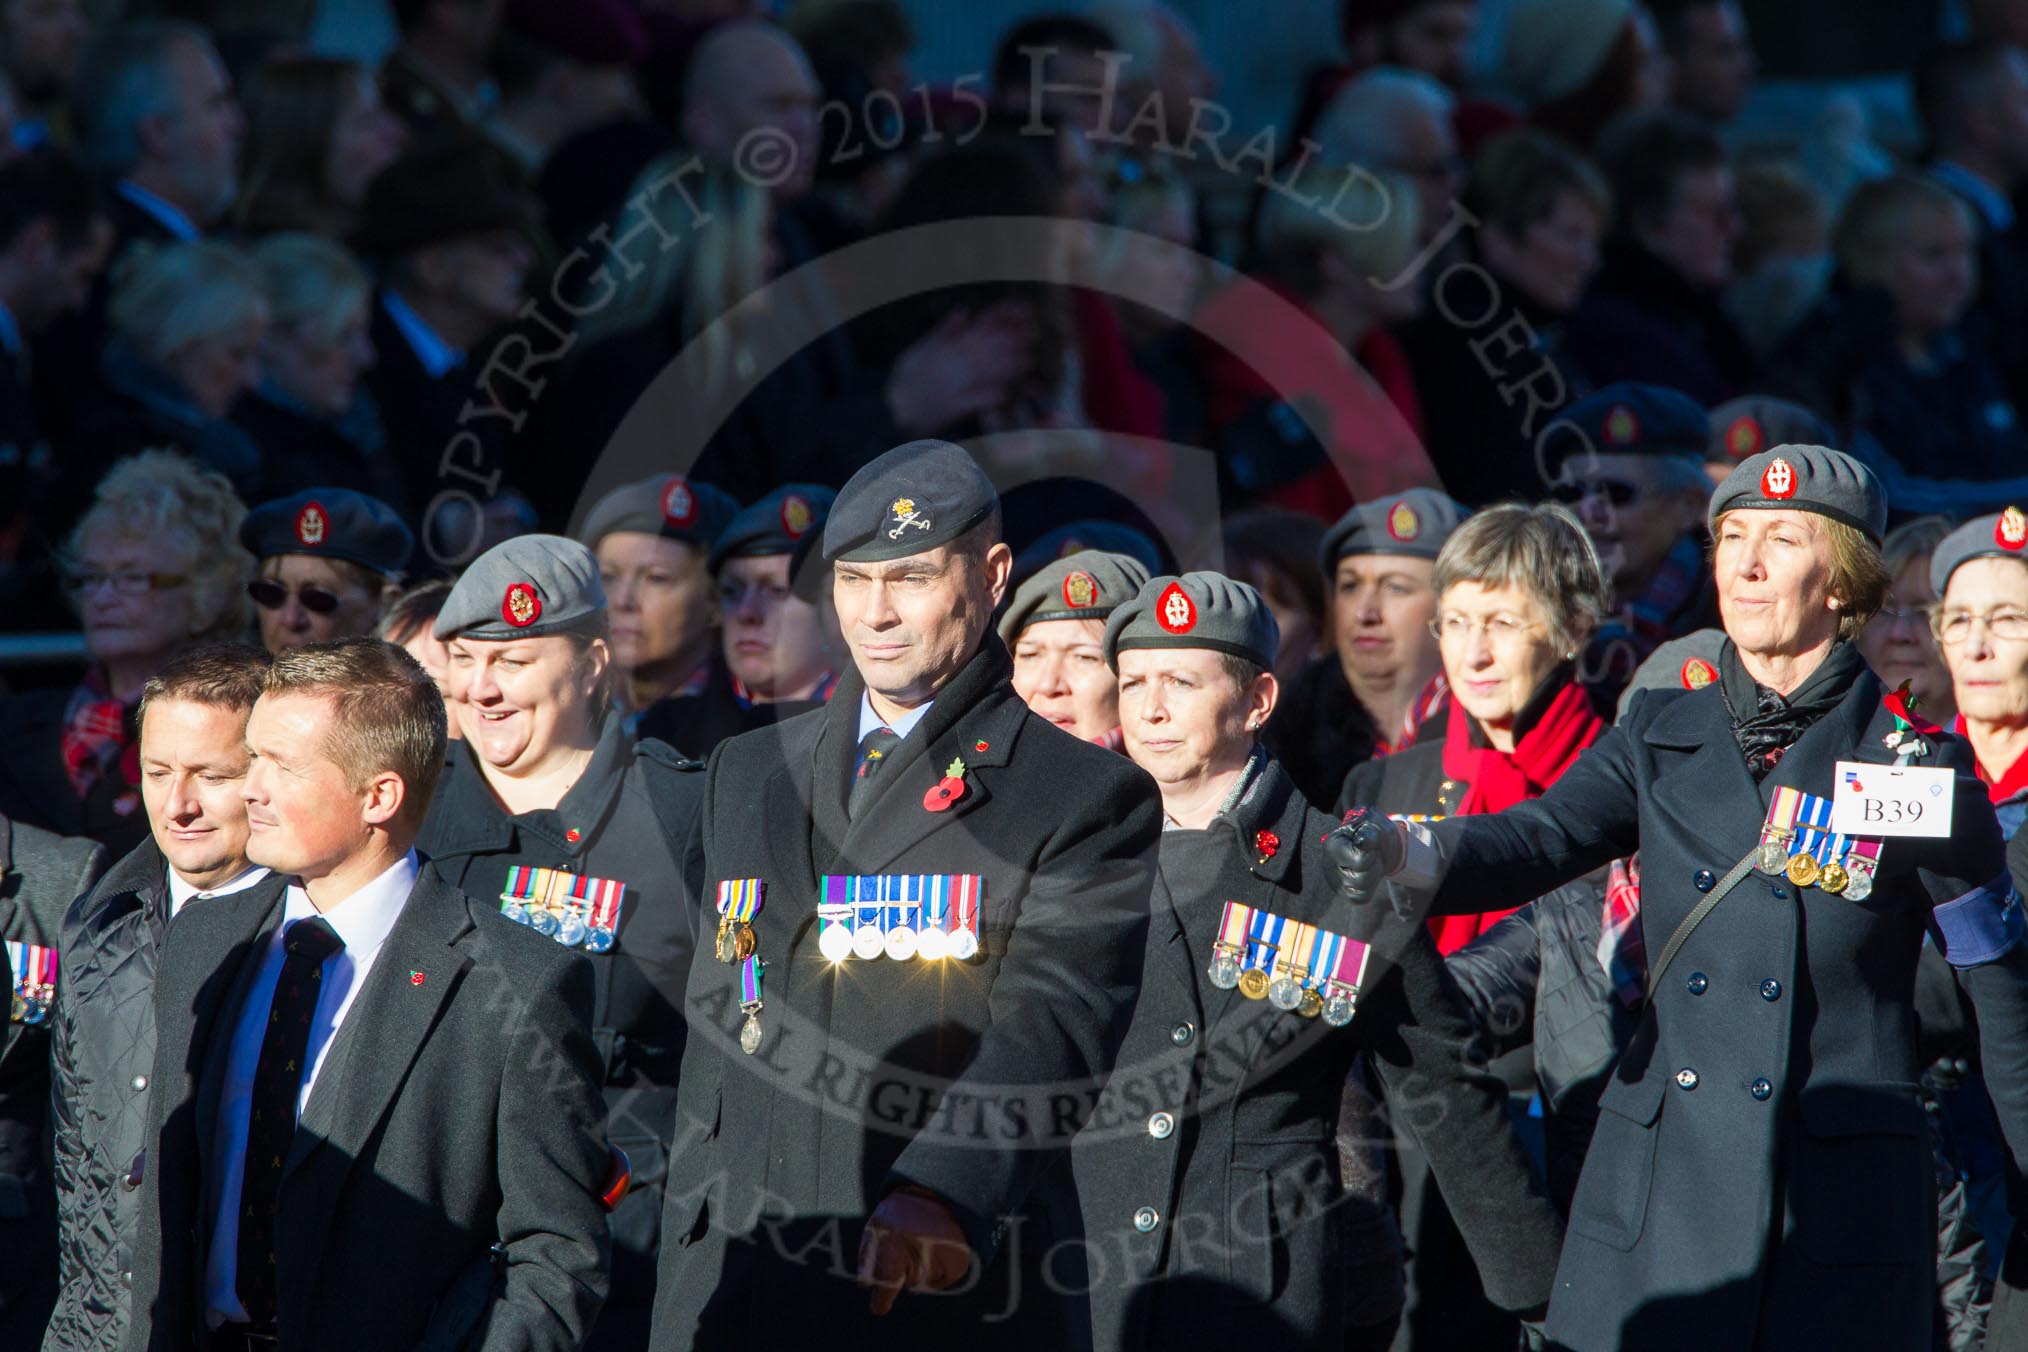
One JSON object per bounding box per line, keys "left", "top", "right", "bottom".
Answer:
{"left": 1760, "top": 455, "right": 1796, "bottom": 500}
{"left": 295, "top": 501, "right": 327, "bottom": 547}
{"left": 1156, "top": 581, "right": 1197, "bottom": 633}
{"left": 1681, "top": 657, "right": 1718, "bottom": 690}
{"left": 781, "top": 494, "right": 813, "bottom": 539}
{"left": 1726, "top": 415, "right": 1762, "bottom": 461}
{"left": 661, "top": 478, "right": 697, "bottom": 528}
{"left": 1999, "top": 506, "right": 2028, "bottom": 551}
{"left": 502, "top": 581, "right": 542, "bottom": 628}
{"left": 1385, "top": 500, "right": 1420, "bottom": 542}
{"left": 1063, "top": 570, "right": 1098, "bottom": 608}
{"left": 886, "top": 495, "right": 931, "bottom": 540}
{"left": 1604, "top": 404, "right": 1639, "bottom": 446}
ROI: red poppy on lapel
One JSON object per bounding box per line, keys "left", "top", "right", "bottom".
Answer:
{"left": 925, "top": 756, "right": 967, "bottom": 812}
{"left": 1254, "top": 830, "right": 1279, "bottom": 863}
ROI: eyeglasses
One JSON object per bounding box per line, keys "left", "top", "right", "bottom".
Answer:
{"left": 1873, "top": 605, "right": 1933, "bottom": 627}
{"left": 247, "top": 578, "right": 342, "bottom": 614}
{"left": 1936, "top": 609, "right": 2028, "bottom": 644}
{"left": 1547, "top": 478, "right": 1643, "bottom": 508}
{"left": 1430, "top": 613, "right": 1544, "bottom": 642}
{"left": 66, "top": 570, "right": 187, "bottom": 597}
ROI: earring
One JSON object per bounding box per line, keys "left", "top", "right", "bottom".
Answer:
{"left": 1828, "top": 598, "right": 1841, "bottom": 609}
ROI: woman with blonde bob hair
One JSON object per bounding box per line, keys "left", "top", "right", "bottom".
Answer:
{"left": 0, "top": 450, "right": 252, "bottom": 852}
{"left": 1340, "top": 445, "right": 2028, "bottom": 1351}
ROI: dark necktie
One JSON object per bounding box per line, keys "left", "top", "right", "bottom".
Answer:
{"left": 849, "top": 727, "right": 902, "bottom": 818}
{"left": 236, "top": 915, "right": 344, "bottom": 1331}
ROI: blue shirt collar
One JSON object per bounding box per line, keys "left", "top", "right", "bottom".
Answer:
{"left": 1932, "top": 160, "right": 2015, "bottom": 232}
{"left": 113, "top": 179, "right": 199, "bottom": 241}
{"left": 858, "top": 690, "right": 932, "bottom": 742}
{"left": 0, "top": 300, "right": 22, "bottom": 358}
{"left": 380, "top": 290, "right": 463, "bottom": 380}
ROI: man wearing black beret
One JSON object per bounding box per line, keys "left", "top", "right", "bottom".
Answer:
{"left": 651, "top": 440, "right": 1162, "bottom": 1348}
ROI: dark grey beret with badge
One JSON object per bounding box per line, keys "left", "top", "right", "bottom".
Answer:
{"left": 1615, "top": 627, "right": 1726, "bottom": 721}
{"left": 1542, "top": 381, "right": 1710, "bottom": 474}
{"left": 434, "top": 533, "right": 607, "bottom": 641}
{"left": 1319, "top": 488, "right": 1469, "bottom": 573}
{"left": 1931, "top": 507, "right": 2028, "bottom": 596}
{"left": 821, "top": 439, "right": 998, "bottom": 565}
{"left": 1707, "top": 444, "right": 1887, "bottom": 545}
{"left": 1011, "top": 519, "right": 1167, "bottom": 584}
{"left": 577, "top": 473, "right": 742, "bottom": 552}
{"left": 1104, "top": 571, "right": 1281, "bottom": 671}
{"left": 708, "top": 483, "right": 835, "bottom": 574}
{"left": 239, "top": 488, "right": 412, "bottom": 577}
{"left": 1708, "top": 395, "right": 1834, "bottom": 467}
{"left": 999, "top": 550, "right": 1151, "bottom": 644}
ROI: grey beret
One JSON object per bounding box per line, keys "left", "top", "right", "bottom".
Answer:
{"left": 434, "top": 534, "right": 606, "bottom": 640}
{"left": 1319, "top": 489, "right": 1470, "bottom": 574}
{"left": 998, "top": 550, "right": 1151, "bottom": 643}
{"left": 1707, "top": 396, "right": 1834, "bottom": 467}
{"left": 1011, "top": 519, "right": 1166, "bottom": 583}
{"left": 708, "top": 483, "right": 836, "bottom": 574}
{"left": 1104, "top": 571, "right": 1280, "bottom": 671}
{"left": 1707, "top": 444, "right": 1887, "bottom": 545}
{"left": 1615, "top": 628, "right": 1725, "bottom": 722}
{"left": 1930, "top": 508, "right": 2028, "bottom": 596}
{"left": 822, "top": 439, "right": 998, "bottom": 565}
{"left": 576, "top": 474, "right": 741, "bottom": 551}
{"left": 239, "top": 487, "right": 412, "bottom": 577}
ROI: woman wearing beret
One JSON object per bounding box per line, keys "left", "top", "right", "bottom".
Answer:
{"left": 1935, "top": 511, "right": 2028, "bottom": 839}
{"left": 1338, "top": 444, "right": 2028, "bottom": 1350}
{"left": 1000, "top": 550, "right": 1150, "bottom": 752}
{"left": 413, "top": 533, "right": 705, "bottom": 1352}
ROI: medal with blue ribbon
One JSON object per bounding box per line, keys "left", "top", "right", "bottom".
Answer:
{"left": 1269, "top": 920, "right": 1314, "bottom": 1010}
{"left": 816, "top": 874, "right": 984, "bottom": 961}
{"left": 8, "top": 940, "right": 53, "bottom": 1025}
{"left": 1301, "top": 928, "right": 1342, "bottom": 1019}
{"left": 715, "top": 878, "right": 764, "bottom": 963}
{"left": 1239, "top": 908, "right": 1284, "bottom": 1001}
{"left": 883, "top": 876, "right": 923, "bottom": 960}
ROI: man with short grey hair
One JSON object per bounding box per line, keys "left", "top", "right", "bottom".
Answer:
{"left": 1311, "top": 65, "right": 1461, "bottom": 240}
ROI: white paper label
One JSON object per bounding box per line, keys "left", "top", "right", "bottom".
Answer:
{"left": 1830, "top": 761, "right": 1953, "bottom": 838}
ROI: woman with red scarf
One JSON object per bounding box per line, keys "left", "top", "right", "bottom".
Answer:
{"left": 1339, "top": 501, "right": 1610, "bottom": 1350}
{"left": 1934, "top": 511, "right": 2028, "bottom": 841}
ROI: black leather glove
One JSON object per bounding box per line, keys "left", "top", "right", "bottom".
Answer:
{"left": 1327, "top": 808, "right": 1406, "bottom": 905}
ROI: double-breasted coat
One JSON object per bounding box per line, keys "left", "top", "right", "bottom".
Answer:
{"left": 649, "top": 638, "right": 1162, "bottom": 1349}
{"left": 1400, "top": 668, "right": 2028, "bottom": 1350}
{"left": 1070, "top": 756, "right": 1562, "bottom": 1350}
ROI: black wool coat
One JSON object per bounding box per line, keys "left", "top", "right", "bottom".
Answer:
{"left": 650, "top": 638, "right": 1162, "bottom": 1350}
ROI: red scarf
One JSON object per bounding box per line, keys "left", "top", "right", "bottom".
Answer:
{"left": 1953, "top": 714, "right": 2028, "bottom": 805}
{"left": 60, "top": 666, "right": 139, "bottom": 801}
{"left": 1429, "top": 679, "right": 1605, "bottom": 953}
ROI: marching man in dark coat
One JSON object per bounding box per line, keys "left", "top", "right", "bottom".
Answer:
{"left": 1336, "top": 444, "right": 2028, "bottom": 1350}
{"left": 1070, "top": 571, "right": 1563, "bottom": 1350}
{"left": 650, "top": 439, "right": 1163, "bottom": 1348}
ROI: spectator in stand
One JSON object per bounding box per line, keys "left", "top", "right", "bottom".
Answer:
{"left": 380, "top": 0, "right": 504, "bottom": 144}
{"left": 1222, "top": 507, "right": 1329, "bottom": 684}
{"left": 1649, "top": 0, "right": 1757, "bottom": 126}
{"left": 788, "top": 0, "right": 919, "bottom": 251}
{"left": 1083, "top": 0, "right": 1220, "bottom": 149}
{"left": 679, "top": 19, "right": 819, "bottom": 201}
{"left": 1399, "top": 129, "right": 1611, "bottom": 505}
{"left": 1503, "top": 0, "right": 1670, "bottom": 151}
{"left": 233, "top": 57, "right": 407, "bottom": 239}
{"left": 1723, "top": 161, "right": 1831, "bottom": 358}
{"left": 1565, "top": 109, "right": 1756, "bottom": 406}
{"left": 1197, "top": 164, "right": 1440, "bottom": 521}
{"left": 1087, "top": 154, "right": 1206, "bottom": 447}
{"left": 238, "top": 487, "right": 410, "bottom": 653}
{"left": 990, "top": 13, "right": 1116, "bottom": 138}
{"left": 1, "top": 0, "right": 88, "bottom": 151}
{"left": 1297, "top": 1, "right": 1517, "bottom": 156}
{"left": 1311, "top": 65, "right": 1464, "bottom": 249}
{"left": 377, "top": 577, "right": 460, "bottom": 740}
{"left": 76, "top": 240, "right": 268, "bottom": 504}
{"left": 238, "top": 232, "right": 405, "bottom": 510}
{"left": 1857, "top": 515, "right": 1956, "bottom": 730}
{"left": 1774, "top": 173, "right": 2026, "bottom": 483}
{"left": 481, "top": 0, "right": 647, "bottom": 182}
{"left": 0, "top": 451, "right": 252, "bottom": 854}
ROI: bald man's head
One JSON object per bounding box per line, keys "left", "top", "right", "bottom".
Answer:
{"left": 682, "top": 20, "right": 819, "bottom": 197}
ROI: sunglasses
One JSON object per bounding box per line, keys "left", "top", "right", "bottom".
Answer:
{"left": 1547, "top": 478, "right": 1643, "bottom": 508}
{"left": 248, "top": 578, "right": 343, "bottom": 614}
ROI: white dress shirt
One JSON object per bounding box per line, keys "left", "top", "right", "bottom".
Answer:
{"left": 858, "top": 690, "right": 932, "bottom": 742}
{"left": 202, "top": 851, "right": 418, "bottom": 1328}
{"left": 167, "top": 864, "right": 270, "bottom": 919}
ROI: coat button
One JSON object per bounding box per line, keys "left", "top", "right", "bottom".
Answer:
{"left": 1147, "top": 1112, "right": 1175, "bottom": 1140}
{"left": 1687, "top": 972, "right": 1708, "bottom": 995}
{"left": 1693, "top": 869, "right": 1716, "bottom": 892}
{"left": 119, "top": 1270, "right": 131, "bottom": 1289}
{"left": 1675, "top": 1067, "right": 1700, "bottom": 1090}
{"left": 1760, "top": 979, "right": 1782, "bottom": 1001}
{"left": 1133, "top": 1206, "right": 1160, "bottom": 1233}
{"left": 1751, "top": 1077, "right": 1773, "bottom": 1101}
{"left": 1771, "top": 885, "right": 1790, "bottom": 901}
{"left": 131, "top": 1074, "right": 147, "bottom": 1092}
{"left": 1170, "top": 1022, "right": 1194, "bottom": 1047}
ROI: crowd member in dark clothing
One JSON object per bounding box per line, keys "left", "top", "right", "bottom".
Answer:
{"left": 998, "top": 548, "right": 1147, "bottom": 752}
{"left": 380, "top": 0, "right": 503, "bottom": 145}
{"left": 1775, "top": 173, "right": 2027, "bottom": 483}
{"left": 1222, "top": 508, "right": 1329, "bottom": 685}
{"left": 1089, "top": 155, "right": 1207, "bottom": 449}
{"left": 480, "top": 0, "right": 647, "bottom": 184}
{"left": 44, "top": 644, "right": 268, "bottom": 1352}
{"left": 1398, "top": 129, "right": 1610, "bottom": 506}
{"left": 1565, "top": 110, "right": 1758, "bottom": 406}
{"left": 0, "top": 814, "right": 105, "bottom": 1351}
{"left": 419, "top": 534, "right": 703, "bottom": 1352}
{"left": 237, "top": 232, "right": 405, "bottom": 511}
{"left": 1651, "top": 0, "right": 1758, "bottom": 126}
{"left": 233, "top": 57, "right": 406, "bottom": 239}
{"left": 1504, "top": 0, "right": 1670, "bottom": 150}
{"left": 638, "top": 485, "right": 839, "bottom": 759}
{"left": 1295, "top": 0, "right": 1518, "bottom": 156}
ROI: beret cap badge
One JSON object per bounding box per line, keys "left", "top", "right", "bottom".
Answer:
{"left": 1604, "top": 404, "right": 1639, "bottom": 445}
{"left": 886, "top": 496, "right": 931, "bottom": 541}
{"left": 2000, "top": 507, "right": 2028, "bottom": 551}
{"left": 1681, "top": 657, "right": 1718, "bottom": 690}
{"left": 1385, "top": 501, "right": 1421, "bottom": 542}
{"left": 1726, "top": 415, "right": 1763, "bottom": 461}
{"left": 660, "top": 478, "right": 697, "bottom": 529}
{"left": 1062, "top": 570, "right": 1098, "bottom": 608}
{"left": 1761, "top": 456, "right": 1797, "bottom": 500}
{"left": 1155, "top": 581, "right": 1197, "bottom": 634}
{"left": 502, "top": 582, "right": 542, "bottom": 628}
{"left": 296, "top": 502, "right": 327, "bottom": 547}
{"left": 781, "top": 494, "right": 813, "bottom": 539}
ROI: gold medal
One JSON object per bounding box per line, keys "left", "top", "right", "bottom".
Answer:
{"left": 1237, "top": 968, "right": 1269, "bottom": 1000}
{"left": 1818, "top": 862, "right": 1849, "bottom": 895}
{"left": 1785, "top": 853, "right": 1820, "bottom": 888}
{"left": 1297, "top": 989, "right": 1324, "bottom": 1019}
{"left": 733, "top": 924, "right": 757, "bottom": 961}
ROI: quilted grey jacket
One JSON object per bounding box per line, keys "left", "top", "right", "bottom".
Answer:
{"left": 41, "top": 840, "right": 168, "bottom": 1352}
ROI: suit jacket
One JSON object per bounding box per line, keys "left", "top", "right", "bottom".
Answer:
{"left": 1419, "top": 669, "right": 2028, "bottom": 1351}
{"left": 124, "top": 866, "right": 612, "bottom": 1352}
{"left": 651, "top": 638, "right": 1162, "bottom": 1349}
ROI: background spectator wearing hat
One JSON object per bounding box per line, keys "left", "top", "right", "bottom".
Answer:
{"left": 1503, "top": 0, "right": 1670, "bottom": 150}
{"left": 577, "top": 472, "right": 741, "bottom": 728}
{"left": 480, "top": 0, "right": 647, "bottom": 182}
{"left": 1702, "top": 394, "right": 1833, "bottom": 487}
{"left": 1932, "top": 511, "right": 2028, "bottom": 832}
{"left": 1000, "top": 548, "right": 1150, "bottom": 751}
{"left": 239, "top": 487, "right": 411, "bottom": 653}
